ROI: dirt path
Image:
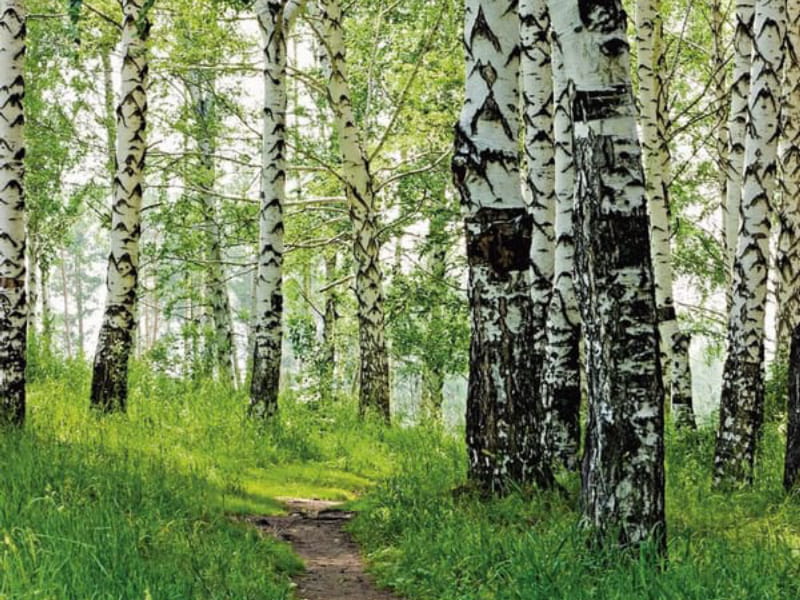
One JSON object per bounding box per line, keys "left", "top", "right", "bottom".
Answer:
{"left": 252, "top": 499, "right": 400, "bottom": 600}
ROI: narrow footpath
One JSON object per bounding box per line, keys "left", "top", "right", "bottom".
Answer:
{"left": 253, "top": 499, "right": 400, "bottom": 600}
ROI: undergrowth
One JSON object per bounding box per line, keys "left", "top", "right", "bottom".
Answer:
{"left": 6, "top": 354, "right": 800, "bottom": 599}
{"left": 350, "top": 423, "right": 800, "bottom": 599}
{"left": 1, "top": 358, "right": 397, "bottom": 598}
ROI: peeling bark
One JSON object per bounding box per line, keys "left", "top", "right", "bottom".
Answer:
{"left": 715, "top": 0, "right": 785, "bottom": 487}
{"left": 542, "top": 37, "right": 581, "bottom": 471}
{"left": 549, "top": 0, "right": 666, "bottom": 551}
{"left": 0, "top": 0, "right": 26, "bottom": 426}
{"left": 455, "top": 0, "right": 553, "bottom": 493}
{"left": 91, "top": 0, "right": 150, "bottom": 413}
{"left": 319, "top": 0, "right": 390, "bottom": 420}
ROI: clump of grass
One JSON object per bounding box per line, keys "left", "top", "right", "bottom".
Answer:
{"left": 350, "top": 424, "right": 800, "bottom": 600}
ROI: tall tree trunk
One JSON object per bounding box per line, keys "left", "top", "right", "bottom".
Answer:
{"left": 636, "top": 0, "right": 694, "bottom": 426}
{"left": 91, "top": 0, "right": 149, "bottom": 412}
{"left": 26, "top": 240, "right": 38, "bottom": 336}
{"left": 714, "top": 0, "right": 785, "bottom": 487}
{"left": 186, "top": 71, "right": 236, "bottom": 385}
{"left": 0, "top": 0, "right": 26, "bottom": 426}
{"left": 713, "top": 0, "right": 730, "bottom": 259}
{"left": 320, "top": 251, "right": 338, "bottom": 401}
{"left": 776, "top": 0, "right": 800, "bottom": 357}
{"left": 542, "top": 36, "right": 582, "bottom": 471}
{"left": 41, "top": 261, "right": 52, "bottom": 352}
{"left": 520, "top": 0, "right": 556, "bottom": 445}
{"left": 59, "top": 249, "right": 72, "bottom": 359}
{"left": 724, "top": 1, "right": 755, "bottom": 282}
{"left": 74, "top": 249, "right": 84, "bottom": 356}
{"left": 785, "top": 326, "right": 800, "bottom": 489}
{"left": 319, "top": 0, "right": 391, "bottom": 420}
{"left": 779, "top": 0, "right": 800, "bottom": 490}
{"left": 250, "top": 0, "right": 304, "bottom": 416}
{"left": 549, "top": 0, "right": 666, "bottom": 551}
{"left": 453, "top": 0, "right": 553, "bottom": 493}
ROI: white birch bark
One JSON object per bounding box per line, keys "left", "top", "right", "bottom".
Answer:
{"left": 520, "top": 0, "right": 555, "bottom": 421}
{"left": 779, "top": 0, "right": 800, "bottom": 489}
{"left": 542, "top": 38, "right": 581, "bottom": 470}
{"left": 715, "top": 0, "right": 785, "bottom": 486}
{"left": 776, "top": 0, "right": 800, "bottom": 356}
{"left": 548, "top": 0, "right": 666, "bottom": 551}
{"left": 454, "top": 0, "right": 553, "bottom": 492}
{"left": 186, "top": 71, "right": 236, "bottom": 386}
{"left": 725, "top": 1, "right": 756, "bottom": 279}
{"left": 318, "top": 0, "right": 391, "bottom": 420}
{"left": 250, "top": 0, "right": 304, "bottom": 417}
{"left": 636, "top": 0, "right": 694, "bottom": 425}
{"left": 0, "top": 0, "right": 26, "bottom": 425}
{"left": 90, "top": 0, "right": 149, "bottom": 412}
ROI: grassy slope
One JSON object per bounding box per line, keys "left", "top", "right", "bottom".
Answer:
{"left": 1, "top": 362, "right": 395, "bottom": 598}
{"left": 6, "top": 360, "right": 800, "bottom": 598}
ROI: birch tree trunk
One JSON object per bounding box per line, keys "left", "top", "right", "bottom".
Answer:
{"left": 0, "top": 0, "right": 27, "bottom": 426}
{"left": 520, "top": 0, "right": 555, "bottom": 435}
{"left": 542, "top": 38, "right": 581, "bottom": 471}
{"left": 725, "top": 1, "right": 755, "bottom": 278}
{"left": 548, "top": 0, "right": 666, "bottom": 551}
{"left": 784, "top": 326, "right": 800, "bottom": 489}
{"left": 779, "top": 0, "right": 800, "bottom": 490}
{"left": 186, "top": 71, "right": 236, "bottom": 386}
{"left": 453, "top": 0, "right": 553, "bottom": 493}
{"left": 319, "top": 0, "right": 391, "bottom": 420}
{"left": 714, "top": 0, "right": 785, "bottom": 487}
{"left": 636, "top": 0, "right": 695, "bottom": 426}
{"left": 776, "top": 0, "right": 800, "bottom": 357}
{"left": 90, "top": 0, "right": 149, "bottom": 412}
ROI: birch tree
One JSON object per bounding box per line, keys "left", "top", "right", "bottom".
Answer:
{"left": 542, "top": 38, "right": 581, "bottom": 470}
{"left": 317, "top": 0, "right": 391, "bottom": 420}
{"left": 0, "top": 0, "right": 26, "bottom": 426}
{"left": 714, "top": 0, "right": 785, "bottom": 486}
{"left": 453, "top": 0, "right": 553, "bottom": 493}
{"left": 724, "top": 1, "right": 755, "bottom": 276}
{"left": 776, "top": 0, "right": 800, "bottom": 357}
{"left": 548, "top": 0, "right": 666, "bottom": 550}
{"left": 780, "top": 0, "right": 800, "bottom": 490}
{"left": 90, "top": 0, "right": 150, "bottom": 412}
{"left": 520, "top": 0, "right": 555, "bottom": 438}
{"left": 636, "top": 0, "right": 695, "bottom": 426}
{"left": 249, "top": 0, "right": 306, "bottom": 417}
{"left": 185, "top": 71, "right": 236, "bottom": 386}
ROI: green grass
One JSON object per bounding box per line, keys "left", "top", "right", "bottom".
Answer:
{"left": 1, "top": 360, "right": 396, "bottom": 598}
{"left": 349, "top": 423, "right": 800, "bottom": 599}
{"left": 7, "top": 358, "right": 800, "bottom": 598}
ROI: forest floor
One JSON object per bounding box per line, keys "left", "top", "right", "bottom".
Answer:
{"left": 6, "top": 359, "right": 800, "bottom": 599}
{"left": 253, "top": 499, "right": 399, "bottom": 600}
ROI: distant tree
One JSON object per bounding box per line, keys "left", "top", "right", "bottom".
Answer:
{"left": 91, "top": 0, "right": 151, "bottom": 412}
{"left": 0, "top": 0, "right": 27, "bottom": 426}
{"left": 317, "top": 0, "right": 392, "bottom": 420}
{"left": 453, "top": 0, "right": 553, "bottom": 493}
{"left": 548, "top": 0, "right": 666, "bottom": 551}
{"left": 249, "top": 0, "right": 306, "bottom": 417}
{"left": 714, "top": 0, "right": 785, "bottom": 487}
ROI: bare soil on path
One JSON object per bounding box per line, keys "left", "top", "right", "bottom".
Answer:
{"left": 252, "top": 499, "right": 400, "bottom": 600}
